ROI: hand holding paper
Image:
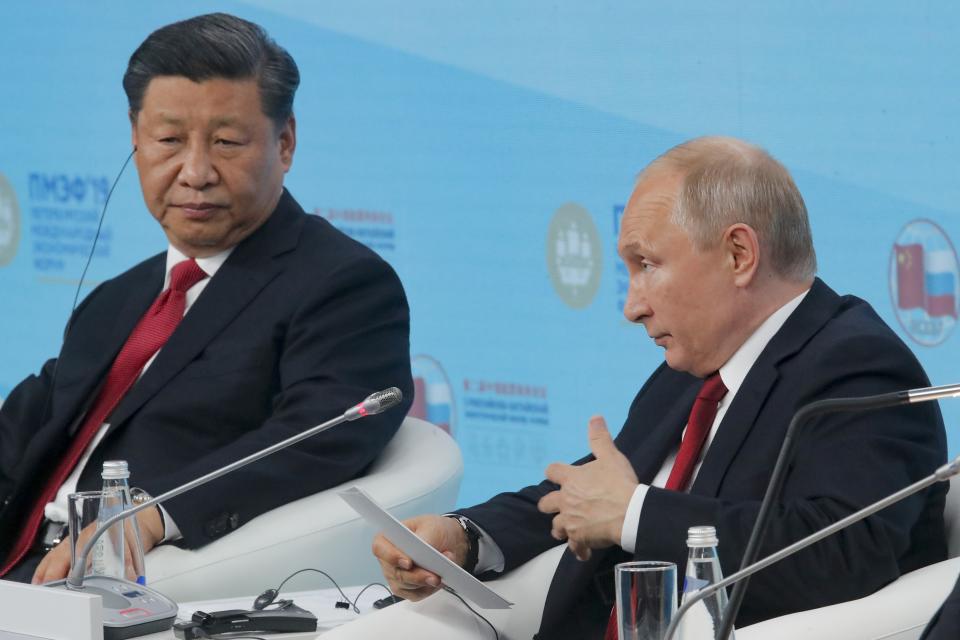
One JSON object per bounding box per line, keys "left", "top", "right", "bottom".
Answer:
{"left": 340, "top": 486, "right": 512, "bottom": 609}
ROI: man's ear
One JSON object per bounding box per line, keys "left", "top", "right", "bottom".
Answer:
{"left": 130, "top": 110, "right": 139, "bottom": 152}
{"left": 725, "top": 223, "right": 760, "bottom": 287}
{"left": 278, "top": 115, "right": 296, "bottom": 171}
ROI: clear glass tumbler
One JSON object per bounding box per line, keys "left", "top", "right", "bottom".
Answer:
{"left": 615, "top": 561, "right": 678, "bottom": 640}
{"left": 67, "top": 488, "right": 124, "bottom": 580}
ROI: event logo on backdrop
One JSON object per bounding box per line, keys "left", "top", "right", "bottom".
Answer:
{"left": 0, "top": 172, "right": 21, "bottom": 266}
{"left": 312, "top": 206, "right": 396, "bottom": 257}
{"left": 546, "top": 203, "right": 602, "bottom": 308}
{"left": 890, "top": 219, "right": 959, "bottom": 346}
{"left": 461, "top": 376, "right": 550, "bottom": 469}
{"left": 27, "top": 172, "right": 112, "bottom": 276}
{"left": 410, "top": 354, "right": 455, "bottom": 436}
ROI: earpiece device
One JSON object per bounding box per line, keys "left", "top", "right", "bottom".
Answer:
{"left": 252, "top": 588, "right": 279, "bottom": 610}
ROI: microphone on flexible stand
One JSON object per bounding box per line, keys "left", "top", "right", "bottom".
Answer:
{"left": 48, "top": 387, "right": 403, "bottom": 639}
{"left": 715, "top": 382, "right": 960, "bottom": 640}
{"left": 663, "top": 453, "right": 960, "bottom": 640}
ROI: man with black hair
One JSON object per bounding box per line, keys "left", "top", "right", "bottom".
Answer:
{"left": 0, "top": 13, "right": 413, "bottom": 583}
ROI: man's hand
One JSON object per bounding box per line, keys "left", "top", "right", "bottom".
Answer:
{"left": 32, "top": 506, "right": 164, "bottom": 584}
{"left": 372, "top": 514, "right": 469, "bottom": 601}
{"left": 538, "top": 416, "right": 639, "bottom": 561}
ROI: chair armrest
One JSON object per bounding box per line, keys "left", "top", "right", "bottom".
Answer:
{"left": 145, "top": 418, "right": 463, "bottom": 601}
{"left": 737, "top": 558, "right": 960, "bottom": 640}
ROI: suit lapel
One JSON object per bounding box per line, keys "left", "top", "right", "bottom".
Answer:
{"left": 691, "top": 362, "right": 780, "bottom": 496}
{"left": 106, "top": 191, "right": 304, "bottom": 430}
{"left": 57, "top": 257, "right": 165, "bottom": 435}
{"left": 691, "top": 278, "right": 844, "bottom": 496}
{"left": 628, "top": 378, "right": 699, "bottom": 484}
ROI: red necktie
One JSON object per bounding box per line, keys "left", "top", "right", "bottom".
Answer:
{"left": 0, "top": 259, "right": 208, "bottom": 577}
{"left": 664, "top": 373, "right": 728, "bottom": 491}
{"left": 604, "top": 373, "right": 728, "bottom": 639}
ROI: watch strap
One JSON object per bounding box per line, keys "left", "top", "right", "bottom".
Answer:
{"left": 447, "top": 515, "right": 481, "bottom": 574}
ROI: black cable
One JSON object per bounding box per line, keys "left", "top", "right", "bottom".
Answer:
{"left": 352, "top": 581, "right": 391, "bottom": 608}
{"left": 40, "top": 148, "right": 134, "bottom": 425}
{"left": 271, "top": 567, "right": 371, "bottom": 614}
{"left": 68, "top": 149, "right": 134, "bottom": 325}
{"left": 246, "top": 567, "right": 499, "bottom": 637}
{"left": 441, "top": 585, "right": 499, "bottom": 640}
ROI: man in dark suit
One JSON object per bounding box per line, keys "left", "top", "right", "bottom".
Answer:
{"left": 921, "top": 574, "right": 960, "bottom": 639}
{"left": 0, "top": 13, "right": 412, "bottom": 583}
{"left": 372, "top": 137, "right": 946, "bottom": 638}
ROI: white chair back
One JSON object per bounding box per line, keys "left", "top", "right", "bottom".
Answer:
{"left": 146, "top": 417, "right": 462, "bottom": 601}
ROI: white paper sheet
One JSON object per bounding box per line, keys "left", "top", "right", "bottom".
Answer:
{"left": 338, "top": 486, "right": 513, "bottom": 610}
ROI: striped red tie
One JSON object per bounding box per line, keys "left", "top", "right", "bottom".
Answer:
{"left": 604, "top": 373, "right": 727, "bottom": 639}
{"left": 0, "top": 259, "right": 208, "bottom": 577}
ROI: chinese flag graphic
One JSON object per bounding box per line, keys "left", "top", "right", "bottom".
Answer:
{"left": 895, "top": 243, "right": 924, "bottom": 310}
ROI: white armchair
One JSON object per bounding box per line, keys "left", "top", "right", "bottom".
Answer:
{"left": 144, "top": 417, "right": 462, "bottom": 602}
{"left": 736, "top": 474, "right": 960, "bottom": 639}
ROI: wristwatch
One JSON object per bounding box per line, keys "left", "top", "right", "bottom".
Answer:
{"left": 130, "top": 487, "right": 152, "bottom": 506}
{"left": 447, "top": 515, "right": 481, "bottom": 574}
{"left": 130, "top": 487, "right": 166, "bottom": 536}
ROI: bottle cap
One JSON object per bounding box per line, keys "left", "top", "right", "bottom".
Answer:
{"left": 102, "top": 460, "right": 130, "bottom": 480}
{"left": 687, "top": 525, "right": 719, "bottom": 548}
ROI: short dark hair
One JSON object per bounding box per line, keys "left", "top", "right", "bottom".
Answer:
{"left": 123, "top": 13, "right": 299, "bottom": 127}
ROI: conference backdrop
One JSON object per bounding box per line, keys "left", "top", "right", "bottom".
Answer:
{"left": 1, "top": 2, "right": 958, "bottom": 506}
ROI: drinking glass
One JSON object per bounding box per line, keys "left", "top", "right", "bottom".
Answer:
{"left": 615, "top": 561, "right": 678, "bottom": 640}
{"left": 67, "top": 488, "right": 124, "bottom": 579}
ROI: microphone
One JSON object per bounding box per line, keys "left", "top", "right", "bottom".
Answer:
{"left": 663, "top": 453, "right": 960, "bottom": 640}
{"left": 344, "top": 386, "right": 403, "bottom": 420}
{"left": 717, "top": 382, "right": 960, "bottom": 639}
{"left": 52, "top": 387, "right": 403, "bottom": 639}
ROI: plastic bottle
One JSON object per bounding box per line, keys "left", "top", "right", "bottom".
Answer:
{"left": 95, "top": 460, "right": 147, "bottom": 584}
{"left": 680, "top": 525, "right": 735, "bottom": 639}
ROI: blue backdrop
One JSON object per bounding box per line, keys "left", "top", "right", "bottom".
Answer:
{"left": 1, "top": 2, "right": 957, "bottom": 506}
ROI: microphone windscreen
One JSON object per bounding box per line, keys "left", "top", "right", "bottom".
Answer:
{"left": 367, "top": 387, "right": 403, "bottom": 413}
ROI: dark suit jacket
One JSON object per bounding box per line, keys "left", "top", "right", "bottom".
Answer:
{"left": 0, "top": 189, "right": 413, "bottom": 552}
{"left": 459, "top": 278, "right": 947, "bottom": 639}
{"left": 921, "top": 572, "right": 960, "bottom": 640}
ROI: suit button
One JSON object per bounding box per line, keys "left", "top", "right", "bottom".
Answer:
{"left": 204, "top": 513, "right": 231, "bottom": 539}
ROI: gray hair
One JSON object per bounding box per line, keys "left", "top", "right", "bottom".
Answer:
{"left": 643, "top": 136, "right": 817, "bottom": 281}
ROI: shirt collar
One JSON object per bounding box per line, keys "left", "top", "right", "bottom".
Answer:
{"left": 163, "top": 245, "right": 234, "bottom": 287}
{"left": 718, "top": 288, "right": 810, "bottom": 398}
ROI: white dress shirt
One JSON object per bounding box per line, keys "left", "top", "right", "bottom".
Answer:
{"left": 44, "top": 245, "right": 233, "bottom": 542}
{"left": 476, "top": 288, "right": 809, "bottom": 573}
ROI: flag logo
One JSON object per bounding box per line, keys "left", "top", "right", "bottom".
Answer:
{"left": 889, "top": 219, "right": 959, "bottom": 346}
{"left": 0, "top": 172, "right": 20, "bottom": 267}
{"left": 410, "top": 354, "right": 455, "bottom": 436}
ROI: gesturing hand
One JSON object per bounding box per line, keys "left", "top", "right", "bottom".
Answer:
{"left": 537, "top": 416, "right": 639, "bottom": 561}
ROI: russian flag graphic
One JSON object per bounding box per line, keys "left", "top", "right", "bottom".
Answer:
{"left": 412, "top": 376, "right": 452, "bottom": 434}
{"left": 896, "top": 243, "right": 958, "bottom": 319}
{"left": 924, "top": 249, "right": 958, "bottom": 318}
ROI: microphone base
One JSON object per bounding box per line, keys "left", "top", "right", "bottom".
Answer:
{"left": 47, "top": 575, "right": 178, "bottom": 639}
